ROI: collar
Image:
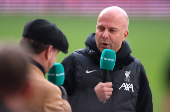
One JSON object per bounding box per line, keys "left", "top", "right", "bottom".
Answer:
{"left": 85, "top": 33, "right": 132, "bottom": 67}
{"left": 28, "top": 56, "right": 45, "bottom": 76}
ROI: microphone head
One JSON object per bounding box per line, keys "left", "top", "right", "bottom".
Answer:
{"left": 47, "top": 63, "right": 65, "bottom": 86}
{"left": 100, "top": 49, "right": 116, "bottom": 71}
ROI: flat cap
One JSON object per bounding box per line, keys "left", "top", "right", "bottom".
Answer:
{"left": 22, "top": 19, "right": 68, "bottom": 54}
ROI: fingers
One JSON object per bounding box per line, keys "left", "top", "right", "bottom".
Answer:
{"left": 102, "top": 85, "right": 113, "bottom": 100}
{"left": 103, "top": 92, "right": 112, "bottom": 104}
{"left": 104, "top": 91, "right": 112, "bottom": 97}
{"left": 102, "top": 83, "right": 113, "bottom": 93}
{"left": 108, "top": 91, "right": 112, "bottom": 96}
{"left": 94, "top": 82, "right": 113, "bottom": 102}
{"left": 103, "top": 92, "right": 112, "bottom": 101}
{"left": 104, "top": 82, "right": 113, "bottom": 88}
{"left": 104, "top": 87, "right": 113, "bottom": 92}
{"left": 105, "top": 95, "right": 110, "bottom": 100}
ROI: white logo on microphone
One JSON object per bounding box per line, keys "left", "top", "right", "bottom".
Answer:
{"left": 101, "top": 57, "right": 115, "bottom": 61}
{"left": 47, "top": 74, "right": 55, "bottom": 76}
{"left": 56, "top": 73, "right": 64, "bottom": 76}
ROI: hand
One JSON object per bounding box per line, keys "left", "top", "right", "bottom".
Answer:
{"left": 59, "top": 86, "right": 68, "bottom": 101}
{"left": 94, "top": 82, "right": 113, "bottom": 102}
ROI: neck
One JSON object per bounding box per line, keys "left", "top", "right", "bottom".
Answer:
{"left": 27, "top": 53, "right": 48, "bottom": 74}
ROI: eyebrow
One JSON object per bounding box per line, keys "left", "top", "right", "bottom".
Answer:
{"left": 110, "top": 27, "right": 117, "bottom": 30}
{"left": 97, "top": 25, "right": 117, "bottom": 30}
{"left": 97, "top": 25, "right": 103, "bottom": 28}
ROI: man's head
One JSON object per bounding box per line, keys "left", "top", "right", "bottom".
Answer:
{"left": 95, "top": 6, "right": 129, "bottom": 53}
{"left": 0, "top": 45, "right": 30, "bottom": 111}
{"left": 0, "top": 46, "right": 28, "bottom": 96}
{"left": 19, "top": 19, "right": 69, "bottom": 73}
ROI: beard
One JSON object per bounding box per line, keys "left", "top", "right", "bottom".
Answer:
{"left": 97, "top": 38, "right": 121, "bottom": 53}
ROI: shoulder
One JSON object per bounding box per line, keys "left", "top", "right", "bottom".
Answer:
{"left": 27, "top": 65, "right": 71, "bottom": 111}
{"left": 72, "top": 48, "right": 89, "bottom": 59}
{"left": 125, "top": 55, "right": 146, "bottom": 76}
{"left": 29, "top": 74, "right": 62, "bottom": 95}
{"left": 130, "top": 56, "right": 147, "bottom": 78}
{"left": 43, "top": 81, "right": 72, "bottom": 112}
{"left": 130, "top": 55, "right": 144, "bottom": 69}
{"left": 71, "top": 48, "right": 87, "bottom": 56}
{"left": 28, "top": 66, "right": 61, "bottom": 94}
{"left": 132, "top": 56, "right": 145, "bottom": 72}
{"left": 61, "top": 48, "right": 86, "bottom": 66}
{"left": 46, "top": 80, "right": 62, "bottom": 94}
{"left": 43, "top": 81, "right": 62, "bottom": 102}
{"left": 130, "top": 55, "right": 141, "bottom": 65}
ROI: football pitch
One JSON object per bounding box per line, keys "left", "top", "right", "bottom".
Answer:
{"left": 0, "top": 16, "right": 170, "bottom": 112}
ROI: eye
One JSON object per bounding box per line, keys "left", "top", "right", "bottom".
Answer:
{"left": 110, "top": 29, "right": 114, "bottom": 32}
{"left": 110, "top": 29, "right": 117, "bottom": 33}
{"left": 98, "top": 27, "right": 104, "bottom": 31}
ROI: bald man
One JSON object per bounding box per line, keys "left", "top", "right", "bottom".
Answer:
{"left": 62, "top": 6, "right": 153, "bottom": 112}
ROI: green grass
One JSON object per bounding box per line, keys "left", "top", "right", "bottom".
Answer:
{"left": 0, "top": 16, "right": 170, "bottom": 112}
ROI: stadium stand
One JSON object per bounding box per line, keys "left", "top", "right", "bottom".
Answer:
{"left": 0, "top": 0, "right": 170, "bottom": 18}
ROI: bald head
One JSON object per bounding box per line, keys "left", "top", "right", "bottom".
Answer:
{"left": 98, "top": 6, "right": 129, "bottom": 30}
{"left": 95, "top": 6, "right": 129, "bottom": 53}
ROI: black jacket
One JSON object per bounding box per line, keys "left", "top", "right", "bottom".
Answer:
{"left": 62, "top": 33, "right": 153, "bottom": 112}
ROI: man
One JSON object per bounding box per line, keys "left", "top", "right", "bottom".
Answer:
{"left": 165, "top": 58, "right": 170, "bottom": 112}
{"left": 0, "top": 45, "right": 30, "bottom": 112}
{"left": 62, "top": 6, "right": 153, "bottom": 112}
{"left": 19, "top": 19, "right": 71, "bottom": 112}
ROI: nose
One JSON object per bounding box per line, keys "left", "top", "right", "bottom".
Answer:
{"left": 102, "top": 31, "right": 109, "bottom": 39}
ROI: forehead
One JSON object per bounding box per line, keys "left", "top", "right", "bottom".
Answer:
{"left": 97, "top": 11, "right": 126, "bottom": 29}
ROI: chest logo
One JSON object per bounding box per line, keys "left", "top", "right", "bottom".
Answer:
{"left": 124, "top": 71, "right": 131, "bottom": 82}
{"left": 86, "top": 70, "right": 97, "bottom": 73}
{"left": 119, "top": 83, "right": 134, "bottom": 92}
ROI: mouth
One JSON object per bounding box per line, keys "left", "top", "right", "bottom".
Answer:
{"left": 101, "top": 43, "right": 109, "bottom": 48}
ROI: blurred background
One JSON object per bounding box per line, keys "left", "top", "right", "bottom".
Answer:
{"left": 0, "top": 0, "right": 170, "bottom": 111}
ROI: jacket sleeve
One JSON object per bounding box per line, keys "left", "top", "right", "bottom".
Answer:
{"left": 136, "top": 63, "right": 153, "bottom": 112}
{"left": 43, "top": 85, "right": 72, "bottom": 112}
{"left": 61, "top": 54, "right": 102, "bottom": 112}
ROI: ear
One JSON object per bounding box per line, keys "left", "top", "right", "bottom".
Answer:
{"left": 122, "top": 30, "right": 129, "bottom": 42}
{"left": 46, "top": 45, "right": 53, "bottom": 60}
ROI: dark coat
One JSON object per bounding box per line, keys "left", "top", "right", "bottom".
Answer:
{"left": 62, "top": 33, "right": 153, "bottom": 112}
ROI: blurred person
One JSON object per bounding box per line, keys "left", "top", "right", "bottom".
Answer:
{"left": 164, "top": 57, "right": 170, "bottom": 112}
{"left": 167, "top": 64, "right": 170, "bottom": 112}
{"left": 0, "top": 45, "right": 30, "bottom": 112}
{"left": 19, "top": 19, "right": 71, "bottom": 112}
{"left": 62, "top": 6, "right": 153, "bottom": 112}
